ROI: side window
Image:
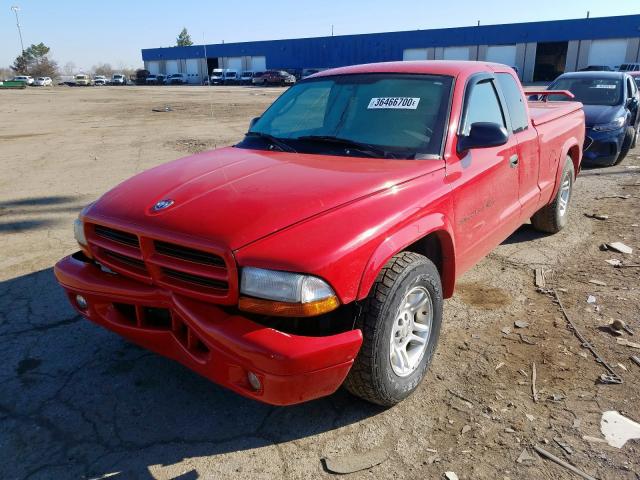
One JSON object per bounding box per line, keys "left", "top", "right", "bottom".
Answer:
{"left": 496, "top": 73, "right": 529, "bottom": 133}
{"left": 462, "top": 79, "right": 505, "bottom": 135}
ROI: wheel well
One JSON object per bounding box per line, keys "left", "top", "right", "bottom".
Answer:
{"left": 404, "top": 231, "right": 454, "bottom": 298}
{"left": 567, "top": 145, "right": 580, "bottom": 175}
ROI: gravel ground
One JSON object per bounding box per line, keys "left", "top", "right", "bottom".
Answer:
{"left": 0, "top": 86, "right": 639, "bottom": 480}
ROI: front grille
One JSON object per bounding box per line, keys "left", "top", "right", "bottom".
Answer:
{"left": 155, "top": 240, "right": 225, "bottom": 267}
{"left": 162, "top": 267, "right": 228, "bottom": 290}
{"left": 94, "top": 225, "right": 139, "bottom": 247}
{"left": 86, "top": 221, "right": 235, "bottom": 303}
{"left": 102, "top": 250, "right": 147, "bottom": 270}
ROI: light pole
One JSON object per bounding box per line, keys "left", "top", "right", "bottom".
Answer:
{"left": 11, "top": 5, "right": 25, "bottom": 53}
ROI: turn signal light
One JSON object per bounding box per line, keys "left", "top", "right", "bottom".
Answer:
{"left": 238, "top": 295, "right": 340, "bottom": 317}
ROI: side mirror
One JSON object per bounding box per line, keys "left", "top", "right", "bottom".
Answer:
{"left": 457, "top": 122, "right": 509, "bottom": 153}
{"left": 249, "top": 117, "right": 260, "bottom": 130}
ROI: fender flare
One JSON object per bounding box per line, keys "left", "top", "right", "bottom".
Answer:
{"left": 550, "top": 137, "right": 582, "bottom": 199}
{"left": 356, "top": 213, "right": 457, "bottom": 301}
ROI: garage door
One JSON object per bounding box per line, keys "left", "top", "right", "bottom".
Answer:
{"left": 588, "top": 39, "right": 628, "bottom": 68}
{"left": 165, "top": 60, "right": 179, "bottom": 75}
{"left": 147, "top": 61, "right": 160, "bottom": 75}
{"left": 225, "top": 57, "right": 243, "bottom": 72}
{"left": 250, "top": 56, "right": 266, "bottom": 71}
{"left": 186, "top": 59, "right": 200, "bottom": 84}
{"left": 486, "top": 45, "right": 516, "bottom": 67}
{"left": 403, "top": 49, "right": 428, "bottom": 61}
{"left": 443, "top": 47, "right": 470, "bottom": 60}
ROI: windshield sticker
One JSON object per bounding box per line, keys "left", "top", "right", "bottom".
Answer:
{"left": 593, "top": 84, "right": 617, "bottom": 89}
{"left": 368, "top": 97, "right": 420, "bottom": 109}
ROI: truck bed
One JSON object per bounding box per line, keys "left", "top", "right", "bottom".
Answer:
{"left": 527, "top": 101, "right": 583, "bottom": 126}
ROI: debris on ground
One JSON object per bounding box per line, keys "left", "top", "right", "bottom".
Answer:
{"left": 600, "top": 411, "right": 640, "bottom": 448}
{"left": 516, "top": 449, "right": 535, "bottom": 464}
{"left": 587, "top": 295, "right": 597, "bottom": 304}
{"left": 322, "top": 448, "right": 388, "bottom": 474}
{"left": 444, "top": 472, "right": 459, "bottom": 480}
{"left": 585, "top": 213, "right": 609, "bottom": 220}
{"left": 582, "top": 435, "right": 607, "bottom": 443}
{"left": 553, "top": 437, "right": 573, "bottom": 455}
{"left": 534, "top": 268, "right": 546, "bottom": 288}
{"left": 501, "top": 326, "right": 512, "bottom": 335}
{"left": 151, "top": 105, "right": 173, "bottom": 112}
{"left": 601, "top": 242, "right": 633, "bottom": 254}
{"left": 630, "top": 355, "right": 640, "bottom": 368}
{"left": 605, "top": 258, "right": 623, "bottom": 267}
{"left": 531, "top": 362, "right": 539, "bottom": 402}
{"left": 588, "top": 279, "right": 607, "bottom": 286}
{"left": 514, "top": 320, "right": 529, "bottom": 328}
{"left": 610, "top": 319, "right": 635, "bottom": 335}
{"left": 495, "top": 362, "right": 505, "bottom": 371}
{"left": 616, "top": 338, "right": 640, "bottom": 349}
{"left": 533, "top": 445, "right": 597, "bottom": 480}
{"left": 553, "top": 290, "right": 623, "bottom": 384}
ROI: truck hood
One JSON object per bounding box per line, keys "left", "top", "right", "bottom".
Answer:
{"left": 87, "top": 147, "right": 443, "bottom": 250}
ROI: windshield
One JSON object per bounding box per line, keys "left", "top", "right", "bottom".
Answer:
{"left": 548, "top": 77, "right": 623, "bottom": 106}
{"left": 225, "top": 72, "right": 236, "bottom": 77}
{"left": 242, "top": 73, "right": 452, "bottom": 158}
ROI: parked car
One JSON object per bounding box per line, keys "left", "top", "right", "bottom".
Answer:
{"left": 93, "top": 76, "right": 108, "bottom": 86}
{"left": 619, "top": 63, "right": 640, "bottom": 72}
{"left": 166, "top": 73, "right": 187, "bottom": 85}
{"left": 133, "top": 69, "right": 150, "bottom": 85}
{"left": 630, "top": 71, "right": 640, "bottom": 89}
{"left": 580, "top": 65, "right": 613, "bottom": 72}
{"left": 547, "top": 71, "right": 639, "bottom": 166}
{"left": 240, "top": 71, "right": 254, "bottom": 84}
{"left": 111, "top": 73, "right": 127, "bottom": 85}
{"left": 301, "top": 68, "right": 321, "bottom": 79}
{"left": 251, "top": 71, "right": 266, "bottom": 85}
{"left": 33, "top": 76, "right": 53, "bottom": 86}
{"left": 74, "top": 74, "right": 92, "bottom": 86}
{"left": 210, "top": 69, "right": 224, "bottom": 85}
{"left": 13, "top": 75, "right": 34, "bottom": 85}
{"left": 223, "top": 70, "right": 239, "bottom": 84}
{"left": 262, "top": 70, "right": 296, "bottom": 86}
{"left": 145, "top": 74, "right": 166, "bottom": 85}
{"left": 55, "top": 61, "right": 585, "bottom": 407}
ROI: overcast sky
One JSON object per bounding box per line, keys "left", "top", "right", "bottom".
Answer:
{"left": 1, "top": 0, "right": 638, "bottom": 71}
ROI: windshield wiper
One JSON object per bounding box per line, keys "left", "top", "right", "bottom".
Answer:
{"left": 295, "top": 135, "right": 396, "bottom": 158}
{"left": 245, "top": 131, "right": 297, "bottom": 153}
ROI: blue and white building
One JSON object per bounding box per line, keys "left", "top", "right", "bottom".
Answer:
{"left": 141, "top": 14, "right": 640, "bottom": 83}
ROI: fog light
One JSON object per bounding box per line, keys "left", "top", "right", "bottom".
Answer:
{"left": 75, "top": 295, "right": 88, "bottom": 310}
{"left": 247, "top": 371, "right": 262, "bottom": 391}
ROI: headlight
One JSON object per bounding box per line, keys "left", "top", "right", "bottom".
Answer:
{"left": 592, "top": 116, "right": 625, "bottom": 132}
{"left": 74, "top": 218, "right": 87, "bottom": 247}
{"left": 239, "top": 267, "right": 339, "bottom": 317}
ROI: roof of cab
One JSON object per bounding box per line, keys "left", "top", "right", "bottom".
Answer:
{"left": 311, "top": 60, "right": 514, "bottom": 79}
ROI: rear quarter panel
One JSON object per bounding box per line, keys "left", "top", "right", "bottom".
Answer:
{"left": 532, "top": 108, "right": 585, "bottom": 205}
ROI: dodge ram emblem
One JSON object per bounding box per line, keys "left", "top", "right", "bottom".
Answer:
{"left": 152, "top": 199, "right": 174, "bottom": 211}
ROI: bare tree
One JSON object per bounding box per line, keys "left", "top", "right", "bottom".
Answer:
{"left": 62, "top": 62, "right": 76, "bottom": 75}
{"left": 93, "top": 63, "right": 113, "bottom": 77}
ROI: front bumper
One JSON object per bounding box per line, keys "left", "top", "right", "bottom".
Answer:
{"left": 54, "top": 253, "right": 362, "bottom": 405}
{"left": 583, "top": 127, "right": 625, "bottom": 166}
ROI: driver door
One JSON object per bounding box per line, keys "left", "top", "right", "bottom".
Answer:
{"left": 449, "top": 75, "right": 521, "bottom": 275}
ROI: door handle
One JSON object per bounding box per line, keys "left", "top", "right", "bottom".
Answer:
{"left": 509, "top": 154, "right": 519, "bottom": 168}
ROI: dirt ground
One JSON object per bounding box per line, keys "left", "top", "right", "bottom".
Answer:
{"left": 1, "top": 85, "right": 639, "bottom": 480}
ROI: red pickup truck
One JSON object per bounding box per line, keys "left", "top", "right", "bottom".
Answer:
{"left": 55, "top": 61, "right": 585, "bottom": 406}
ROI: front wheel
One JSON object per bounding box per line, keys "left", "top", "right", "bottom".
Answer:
{"left": 615, "top": 127, "right": 635, "bottom": 165}
{"left": 531, "top": 155, "right": 574, "bottom": 233}
{"left": 344, "top": 252, "right": 443, "bottom": 406}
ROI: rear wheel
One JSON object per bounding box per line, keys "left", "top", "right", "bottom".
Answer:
{"left": 531, "top": 156, "right": 574, "bottom": 233}
{"left": 344, "top": 252, "right": 443, "bottom": 406}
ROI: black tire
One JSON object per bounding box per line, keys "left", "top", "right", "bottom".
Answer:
{"left": 614, "top": 127, "right": 635, "bottom": 165}
{"left": 344, "top": 252, "right": 443, "bottom": 406}
{"left": 631, "top": 127, "right": 638, "bottom": 149}
{"left": 531, "top": 156, "right": 575, "bottom": 233}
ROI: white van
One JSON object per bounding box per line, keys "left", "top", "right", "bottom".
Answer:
{"left": 210, "top": 69, "right": 224, "bottom": 85}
